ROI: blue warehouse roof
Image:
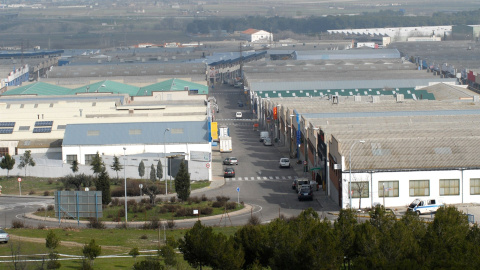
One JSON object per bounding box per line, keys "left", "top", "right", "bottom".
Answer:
{"left": 63, "top": 121, "right": 209, "bottom": 146}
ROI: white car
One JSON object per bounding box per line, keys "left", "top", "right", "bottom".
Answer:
{"left": 279, "top": 158, "right": 290, "bottom": 168}
{"left": 236, "top": 112, "right": 243, "bottom": 118}
{"left": 0, "top": 229, "right": 9, "bottom": 243}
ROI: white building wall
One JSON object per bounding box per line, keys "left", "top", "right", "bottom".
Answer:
{"left": 342, "top": 169, "right": 480, "bottom": 209}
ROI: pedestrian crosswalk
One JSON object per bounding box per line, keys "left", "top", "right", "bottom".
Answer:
{"left": 225, "top": 175, "right": 296, "bottom": 182}
{"left": 216, "top": 119, "right": 254, "bottom": 122}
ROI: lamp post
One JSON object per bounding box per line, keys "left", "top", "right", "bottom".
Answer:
{"left": 164, "top": 128, "right": 170, "bottom": 195}
{"left": 349, "top": 140, "right": 365, "bottom": 209}
{"left": 123, "top": 147, "right": 127, "bottom": 224}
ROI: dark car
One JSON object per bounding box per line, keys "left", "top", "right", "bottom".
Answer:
{"left": 224, "top": 167, "right": 235, "bottom": 178}
{"left": 238, "top": 101, "right": 244, "bottom": 107}
{"left": 298, "top": 185, "right": 313, "bottom": 201}
{"left": 223, "top": 157, "right": 238, "bottom": 165}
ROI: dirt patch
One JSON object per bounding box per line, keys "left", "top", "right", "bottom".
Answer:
{"left": 9, "top": 235, "right": 127, "bottom": 252}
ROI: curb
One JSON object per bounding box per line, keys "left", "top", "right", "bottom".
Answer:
{"left": 24, "top": 203, "right": 253, "bottom": 227}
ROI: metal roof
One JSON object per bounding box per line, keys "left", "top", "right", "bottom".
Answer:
{"left": 139, "top": 78, "right": 208, "bottom": 95}
{"left": 62, "top": 121, "right": 209, "bottom": 146}
{"left": 293, "top": 49, "right": 401, "bottom": 60}
{"left": 2, "top": 82, "right": 71, "bottom": 96}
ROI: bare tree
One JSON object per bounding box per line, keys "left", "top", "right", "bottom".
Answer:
{"left": 352, "top": 175, "right": 370, "bottom": 210}
{"left": 9, "top": 242, "right": 27, "bottom": 270}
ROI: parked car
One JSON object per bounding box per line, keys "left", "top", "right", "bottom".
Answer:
{"left": 234, "top": 81, "right": 243, "bottom": 88}
{"left": 298, "top": 185, "right": 313, "bottom": 201}
{"left": 223, "top": 157, "right": 238, "bottom": 165}
{"left": 0, "top": 229, "right": 9, "bottom": 243}
{"left": 263, "top": 137, "right": 273, "bottom": 146}
{"left": 224, "top": 167, "right": 235, "bottom": 178}
{"left": 292, "top": 178, "right": 309, "bottom": 193}
{"left": 279, "top": 158, "right": 290, "bottom": 168}
{"left": 259, "top": 131, "right": 269, "bottom": 142}
{"left": 238, "top": 101, "right": 244, "bottom": 107}
{"left": 236, "top": 112, "right": 243, "bottom": 118}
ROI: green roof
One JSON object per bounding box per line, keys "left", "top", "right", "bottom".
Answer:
{"left": 70, "top": 80, "right": 140, "bottom": 96}
{"left": 257, "top": 88, "right": 436, "bottom": 100}
{"left": 2, "top": 82, "right": 71, "bottom": 96}
{"left": 1, "top": 79, "right": 208, "bottom": 97}
{"left": 138, "top": 78, "right": 209, "bottom": 96}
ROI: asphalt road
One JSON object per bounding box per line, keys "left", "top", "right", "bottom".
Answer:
{"left": 0, "top": 83, "right": 338, "bottom": 229}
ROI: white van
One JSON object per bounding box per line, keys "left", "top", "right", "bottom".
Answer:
{"left": 259, "top": 131, "right": 269, "bottom": 142}
{"left": 408, "top": 198, "right": 444, "bottom": 215}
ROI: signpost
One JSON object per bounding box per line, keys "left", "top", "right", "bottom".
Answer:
{"left": 206, "top": 163, "right": 210, "bottom": 169}
{"left": 17, "top": 178, "right": 21, "bottom": 196}
{"left": 236, "top": 187, "right": 240, "bottom": 204}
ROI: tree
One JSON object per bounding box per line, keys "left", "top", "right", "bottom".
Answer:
{"left": 150, "top": 164, "right": 156, "bottom": 181}
{"left": 0, "top": 153, "right": 15, "bottom": 177}
{"left": 71, "top": 160, "right": 79, "bottom": 175}
{"left": 178, "top": 221, "right": 215, "bottom": 270}
{"left": 160, "top": 244, "right": 177, "bottom": 267}
{"left": 138, "top": 160, "right": 145, "bottom": 179}
{"left": 18, "top": 150, "right": 35, "bottom": 177}
{"left": 334, "top": 208, "right": 358, "bottom": 268}
{"left": 95, "top": 166, "right": 111, "bottom": 205}
{"left": 129, "top": 247, "right": 140, "bottom": 263}
{"left": 133, "top": 258, "right": 163, "bottom": 270}
{"left": 90, "top": 152, "right": 103, "bottom": 176}
{"left": 111, "top": 155, "right": 123, "bottom": 182}
{"left": 60, "top": 173, "right": 93, "bottom": 191}
{"left": 174, "top": 160, "right": 190, "bottom": 201}
{"left": 46, "top": 230, "right": 62, "bottom": 269}
{"left": 46, "top": 230, "right": 60, "bottom": 250}
{"left": 82, "top": 239, "right": 101, "bottom": 266}
{"left": 156, "top": 160, "right": 163, "bottom": 180}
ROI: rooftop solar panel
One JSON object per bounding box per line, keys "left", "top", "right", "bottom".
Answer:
{"left": 35, "top": 121, "right": 53, "bottom": 127}
{"left": 0, "top": 122, "right": 15, "bottom": 127}
{"left": 33, "top": 127, "right": 52, "bottom": 133}
{"left": 0, "top": 128, "right": 13, "bottom": 134}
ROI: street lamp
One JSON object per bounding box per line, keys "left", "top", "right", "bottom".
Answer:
{"left": 164, "top": 128, "right": 170, "bottom": 195}
{"left": 123, "top": 147, "right": 127, "bottom": 224}
{"left": 349, "top": 140, "right": 365, "bottom": 209}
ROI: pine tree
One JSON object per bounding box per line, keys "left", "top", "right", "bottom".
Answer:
{"left": 90, "top": 152, "right": 103, "bottom": 177}
{"left": 71, "top": 160, "right": 79, "bottom": 175}
{"left": 174, "top": 160, "right": 190, "bottom": 201}
{"left": 95, "top": 166, "right": 111, "bottom": 205}
{"left": 0, "top": 153, "right": 15, "bottom": 177}
{"left": 111, "top": 155, "right": 123, "bottom": 181}
{"left": 150, "top": 164, "right": 156, "bottom": 181}
{"left": 156, "top": 159, "right": 163, "bottom": 180}
{"left": 138, "top": 160, "right": 145, "bottom": 179}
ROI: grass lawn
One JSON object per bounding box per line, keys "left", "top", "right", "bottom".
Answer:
{"left": 0, "top": 226, "right": 241, "bottom": 269}
{"left": 0, "top": 177, "right": 210, "bottom": 196}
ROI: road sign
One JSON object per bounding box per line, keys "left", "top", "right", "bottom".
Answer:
{"left": 236, "top": 187, "right": 240, "bottom": 192}
{"left": 206, "top": 163, "right": 210, "bottom": 168}
{"left": 236, "top": 187, "right": 240, "bottom": 204}
{"left": 303, "top": 160, "right": 307, "bottom": 165}
{"left": 17, "top": 177, "right": 21, "bottom": 182}
{"left": 139, "top": 184, "right": 143, "bottom": 189}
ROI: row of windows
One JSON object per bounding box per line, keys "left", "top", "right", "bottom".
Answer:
{"left": 350, "top": 179, "right": 480, "bottom": 198}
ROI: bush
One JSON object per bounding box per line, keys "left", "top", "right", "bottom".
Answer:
{"left": 166, "top": 219, "right": 176, "bottom": 229}
{"left": 140, "top": 198, "right": 149, "bottom": 204}
{"left": 155, "top": 197, "right": 163, "bottom": 204}
{"left": 115, "top": 223, "right": 128, "bottom": 229}
{"left": 163, "top": 204, "right": 179, "bottom": 213}
{"left": 127, "top": 199, "right": 137, "bottom": 207}
{"left": 216, "top": 196, "right": 230, "bottom": 202}
{"left": 140, "top": 234, "right": 148, "bottom": 240}
{"left": 200, "top": 207, "right": 213, "bottom": 215}
{"left": 174, "top": 208, "right": 187, "bottom": 217}
{"left": 187, "top": 196, "right": 201, "bottom": 204}
{"left": 47, "top": 205, "right": 55, "bottom": 211}
{"left": 44, "top": 191, "right": 50, "bottom": 196}
{"left": 158, "top": 207, "right": 167, "bottom": 214}
{"left": 87, "top": 218, "right": 106, "bottom": 229}
{"left": 29, "top": 190, "right": 35, "bottom": 195}
{"left": 48, "top": 179, "right": 54, "bottom": 185}
{"left": 247, "top": 215, "right": 261, "bottom": 226}
{"left": 212, "top": 201, "right": 225, "bottom": 208}
{"left": 142, "top": 217, "right": 160, "bottom": 229}
{"left": 111, "top": 198, "right": 120, "bottom": 206}
{"left": 12, "top": 220, "right": 25, "bottom": 228}
{"left": 37, "top": 207, "right": 46, "bottom": 212}
{"left": 37, "top": 223, "right": 46, "bottom": 230}
{"left": 169, "top": 196, "right": 176, "bottom": 203}
{"left": 117, "top": 208, "right": 125, "bottom": 218}
{"left": 201, "top": 194, "right": 208, "bottom": 201}
{"left": 110, "top": 187, "right": 125, "bottom": 198}
{"left": 226, "top": 202, "right": 237, "bottom": 210}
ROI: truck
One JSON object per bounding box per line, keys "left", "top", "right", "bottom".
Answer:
{"left": 219, "top": 125, "right": 229, "bottom": 137}
{"left": 407, "top": 198, "right": 444, "bottom": 215}
{"left": 219, "top": 136, "right": 232, "bottom": 153}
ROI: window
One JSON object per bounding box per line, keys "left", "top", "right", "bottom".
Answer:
{"left": 350, "top": 181, "right": 369, "bottom": 198}
{"left": 470, "top": 178, "right": 480, "bottom": 195}
{"left": 379, "top": 181, "right": 399, "bottom": 197}
{"left": 0, "top": 147, "right": 8, "bottom": 157}
{"left": 66, "top": 155, "right": 77, "bottom": 165}
{"left": 409, "top": 180, "right": 430, "bottom": 196}
{"left": 85, "top": 154, "right": 96, "bottom": 165}
{"left": 440, "top": 179, "right": 459, "bottom": 196}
